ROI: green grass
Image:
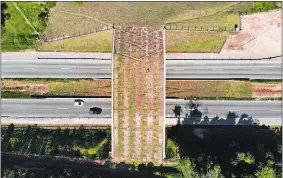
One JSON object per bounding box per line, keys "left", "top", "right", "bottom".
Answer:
{"left": 73, "top": 138, "right": 108, "bottom": 158}
{"left": 253, "top": 2, "right": 280, "bottom": 12}
{"left": 166, "top": 31, "right": 229, "bottom": 53}
{"left": 221, "top": 81, "right": 252, "bottom": 98}
{"left": 37, "top": 30, "right": 112, "bottom": 52}
{"left": 1, "top": 2, "right": 55, "bottom": 51}
{"left": 166, "top": 139, "right": 177, "bottom": 159}
{"left": 1, "top": 91, "right": 32, "bottom": 98}
{"left": 71, "top": 2, "right": 84, "bottom": 7}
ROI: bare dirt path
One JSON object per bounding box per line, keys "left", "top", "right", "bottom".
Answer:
{"left": 54, "top": 10, "right": 110, "bottom": 26}
{"left": 113, "top": 30, "right": 120, "bottom": 162}
{"left": 134, "top": 27, "right": 142, "bottom": 160}
{"left": 123, "top": 28, "right": 130, "bottom": 159}
{"left": 252, "top": 83, "right": 282, "bottom": 98}
{"left": 158, "top": 30, "right": 165, "bottom": 164}
{"left": 146, "top": 31, "right": 154, "bottom": 162}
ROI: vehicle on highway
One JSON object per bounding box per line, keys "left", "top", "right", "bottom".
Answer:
{"left": 74, "top": 99, "right": 84, "bottom": 106}
{"left": 89, "top": 107, "right": 102, "bottom": 115}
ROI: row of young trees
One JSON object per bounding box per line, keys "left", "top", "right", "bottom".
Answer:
{"left": 1, "top": 124, "right": 111, "bottom": 159}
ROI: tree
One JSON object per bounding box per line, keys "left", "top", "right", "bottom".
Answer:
{"left": 201, "top": 165, "right": 223, "bottom": 178}
{"left": 173, "top": 105, "right": 182, "bottom": 119}
{"left": 255, "top": 165, "right": 276, "bottom": 178}
{"left": 177, "top": 158, "right": 199, "bottom": 178}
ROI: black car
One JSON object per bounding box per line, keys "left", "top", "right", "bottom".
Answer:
{"left": 89, "top": 107, "right": 102, "bottom": 115}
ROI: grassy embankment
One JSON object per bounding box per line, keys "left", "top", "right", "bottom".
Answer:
{"left": 1, "top": 2, "right": 55, "bottom": 51}
{"left": 37, "top": 2, "right": 247, "bottom": 53}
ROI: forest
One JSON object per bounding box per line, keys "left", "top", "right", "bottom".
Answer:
{"left": 1, "top": 124, "right": 282, "bottom": 178}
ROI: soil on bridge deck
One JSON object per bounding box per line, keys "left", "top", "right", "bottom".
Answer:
{"left": 112, "top": 26, "right": 165, "bottom": 165}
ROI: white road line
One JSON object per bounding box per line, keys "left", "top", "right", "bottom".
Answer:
{"left": 175, "top": 69, "right": 184, "bottom": 71}
{"left": 57, "top": 108, "right": 68, "bottom": 110}
{"left": 212, "top": 69, "right": 223, "bottom": 71}
{"left": 271, "top": 110, "right": 281, "bottom": 112}
{"left": 101, "top": 69, "right": 111, "bottom": 71}
{"left": 61, "top": 68, "right": 72, "bottom": 70}
{"left": 24, "top": 68, "right": 34, "bottom": 70}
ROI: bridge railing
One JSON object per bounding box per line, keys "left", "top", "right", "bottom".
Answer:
{"left": 1, "top": 116, "right": 111, "bottom": 119}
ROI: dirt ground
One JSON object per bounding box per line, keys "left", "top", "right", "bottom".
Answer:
{"left": 252, "top": 83, "right": 282, "bottom": 98}
{"left": 2, "top": 80, "right": 48, "bottom": 94}
{"left": 221, "top": 10, "right": 281, "bottom": 56}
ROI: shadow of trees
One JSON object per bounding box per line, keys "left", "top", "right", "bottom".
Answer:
{"left": 169, "top": 101, "right": 282, "bottom": 177}
{"left": 173, "top": 100, "right": 260, "bottom": 126}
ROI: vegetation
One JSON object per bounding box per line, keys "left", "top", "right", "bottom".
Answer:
{"left": 2, "top": 153, "right": 163, "bottom": 178}
{"left": 1, "top": 91, "right": 32, "bottom": 98}
{"left": 3, "top": 79, "right": 280, "bottom": 99}
{"left": 1, "top": 2, "right": 56, "bottom": 51}
{"left": 72, "top": 1, "right": 84, "bottom": 7}
{"left": 253, "top": 2, "right": 280, "bottom": 12}
{"left": 166, "top": 80, "right": 253, "bottom": 99}
{"left": 1, "top": 79, "right": 111, "bottom": 98}
{"left": 166, "top": 139, "right": 177, "bottom": 159}
{"left": 1, "top": 124, "right": 111, "bottom": 159}
{"left": 37, "top": 30, "right": 113, "bottom": 52}
{"left": 167, "top": 125, "right": 282, "bottom": 178}
{"left": 166, "top": 31, "right": 229, "bottom": 53}
{"left": 41, "top": 2, "right": 253, "bottom": 53}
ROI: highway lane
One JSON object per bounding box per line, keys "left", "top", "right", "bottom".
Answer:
{"left": 166, "top": 99, "right": 281, "bottom": 119}
{"left": 1, "top": 99, "right": 281, "bottom": 125}
{"left": 2, "top": 59, "right": 281, "bottom": 79}
{"left": 2, "top": 52, "right": 281, "bottom": 79}
{"left": 166, "top": 60, "right": 281, "bottom": 79}
{"left": 1, "top": 98, "right": 112, "bottom": 118}
{"left": 2, "top": 59, "right": 112, "bottom": 78}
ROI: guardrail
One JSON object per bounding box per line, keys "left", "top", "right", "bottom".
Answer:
{"left": 1, "top": 116, "right": 111, "bottom": 119}
{"left": 37, "top": 57, "right": 111, "bottom": 60}
{"left": 37, "top": 55, "right": 282, "bottom": 61}
{"left": 42, "top": 25, "right": 114, "bottom": 43}
{"left": 167, "top": 55, "right": 282, "bottom": 60}
{"left": 164, "top": 24, "right": 235, "bottom": 32}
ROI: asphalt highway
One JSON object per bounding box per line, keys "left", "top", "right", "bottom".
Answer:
{"left": 1, "top": 99, "right": 281, "bottom": 125}
{"left": 2, "top": 53, "right": 281, "bottom": 79}
{"left": 2, "top": 59, "right": 112, "bottom": 78}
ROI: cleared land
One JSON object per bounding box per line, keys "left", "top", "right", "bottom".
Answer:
{"left": 112, "top": 27, "right": 165, "bottom": 165}
{"left": 221, "top": 9, "right": 282, "bottom": 55}
{"left": 1, "top": 2, "right": 55, "bottom": 51}
{"left": 2, "top": 79, "right": 281, "bottom": 99}
{"left": 39, "top": 2, "right": 250, "bottom": 53}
